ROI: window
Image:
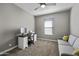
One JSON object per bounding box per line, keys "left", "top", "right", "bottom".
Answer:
{"left": 44, "top": 18, "right": 54, "bottom": 35}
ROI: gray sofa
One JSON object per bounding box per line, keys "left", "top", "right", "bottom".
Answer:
{"left": 58, "top": 35, "right": 79, "bottom": 56}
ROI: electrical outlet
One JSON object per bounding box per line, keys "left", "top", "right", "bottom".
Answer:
{"left": 9, "top": 44, "right": 12, "bottom": 47}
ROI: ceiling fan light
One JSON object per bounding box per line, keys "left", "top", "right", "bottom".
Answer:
{"left": 41, "top": 4, "right": 46, "bottom": 8}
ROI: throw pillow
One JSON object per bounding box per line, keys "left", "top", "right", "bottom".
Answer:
{"left": 63, "top": 36, "right": 69, "bottom": 42}
{"left": 73, "top": 49, "right": 79, "bottom": 56}
{"left": 68, "top": 35, "right": 77, "bottom": 46}
{"left": 73, "top": 38, "right": 79, "bottom": 49}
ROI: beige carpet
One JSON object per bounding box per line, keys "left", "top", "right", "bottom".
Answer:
{"left": 7, "top": 39, "right": 59, "bottom": 56}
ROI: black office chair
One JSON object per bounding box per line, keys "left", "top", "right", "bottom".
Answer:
{"left": 27, "top": 32, "right": 34, "bottom": 46}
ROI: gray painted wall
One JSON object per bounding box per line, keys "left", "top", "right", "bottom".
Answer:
{"left": 70, "top": 4, "right": 79, "bottom": 36}
{"left": 35, "top": 10, "right": 70, "bottom": 40}
{"left": 0, "top": 4, "right": 34, "bottom": 52}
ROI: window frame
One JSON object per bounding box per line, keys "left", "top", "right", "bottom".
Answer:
{"left": 44, "top": 18, "right": 55, "bottom": 35}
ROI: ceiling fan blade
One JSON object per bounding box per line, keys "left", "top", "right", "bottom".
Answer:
{"left": 34, "top": 6, "right": 40, "bottom": 10}
{"left": 46, "top": 3, "right": 56, "bottom": 6}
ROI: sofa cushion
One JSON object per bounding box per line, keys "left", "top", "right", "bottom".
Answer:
{"left": 58, "top": 40, "right": 69, "bottom": 45}
{"left": 68, "top": 35, "right": 77, "bottom": 46}
{"left": 73, "top": 38, "right": 79, "bottom": 49}
{"left": 58, "top": 45, "right": 74, "bottom": 56}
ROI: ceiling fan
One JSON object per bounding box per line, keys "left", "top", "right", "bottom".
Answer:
{"left": 34, "top": 3, "right": 56, "bottom": 11}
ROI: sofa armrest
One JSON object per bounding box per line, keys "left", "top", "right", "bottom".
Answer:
{"left": 61, "top": 53, "right": 74, "bottom": 56}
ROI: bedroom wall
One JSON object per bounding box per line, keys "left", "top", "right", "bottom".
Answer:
{"left": 70, "top": 4, "right": 79, "bottom": 36}
{"left": 35, "top": 10, "right": 70, "bottom": 40}
{"left": 0, "top": 3, "right": 35, "bottom": 52}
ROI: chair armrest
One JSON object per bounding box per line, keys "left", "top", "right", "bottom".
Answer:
{"left": 61, "top": 53, "right": 74, "bottom": 56}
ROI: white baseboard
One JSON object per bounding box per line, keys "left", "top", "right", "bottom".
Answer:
{"left": 0, "top": 45, "right": 17, "bottom": 55}
{"left": 37, "top": 38, "right": 57, "bottom": 42}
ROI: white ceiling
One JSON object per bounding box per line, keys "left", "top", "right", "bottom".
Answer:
{"left": 15, "top": 3, "right": 75, "bottom": 16}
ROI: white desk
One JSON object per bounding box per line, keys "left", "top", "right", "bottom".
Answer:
{"left": 18, "top": 36, "right": 28, "bottom": 49}
{"left": 17, "top": 33, "right": 37, "bottom": 49}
